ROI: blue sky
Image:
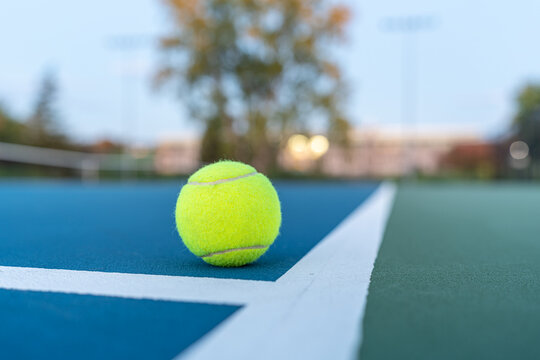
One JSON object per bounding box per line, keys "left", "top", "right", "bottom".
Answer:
{"left": 1, "top": 0, "right": 539, "bottom": 144}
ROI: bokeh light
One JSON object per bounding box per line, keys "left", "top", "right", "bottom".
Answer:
{"left": 509, "top": 141, "right": 529, "bottom": 160}
{"left": 309, "top": 135, "right": 329, "bottom": 158}
{"left": 287, "top": 134, "right": 310, "bottom": 160}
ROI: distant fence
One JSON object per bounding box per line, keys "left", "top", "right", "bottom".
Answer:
{"left": 0, "top": 142, "right": 155, "bottom": 180}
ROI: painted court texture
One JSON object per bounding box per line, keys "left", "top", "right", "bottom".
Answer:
{"left": 360, "top": 184, "right": 540, "bottom": 360}
{"left": 0, "top": 181, "right": 539, "bottom": 359}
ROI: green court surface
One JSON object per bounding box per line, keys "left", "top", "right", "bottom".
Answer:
{"left": 360, "top": 184, "right": 540, "bottom": 360}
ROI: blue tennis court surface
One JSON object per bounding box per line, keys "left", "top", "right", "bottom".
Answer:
{"left": 0, "top": 289, "right": 238, "bottom": 360}
{"left": 0, "top": 181, "right": 377, "bottom": 281}
{"left": 0, "top": 180, "right": 381, "bottom": 359}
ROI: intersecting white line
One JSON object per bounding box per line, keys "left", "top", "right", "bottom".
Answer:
{"left": 0, "top": 182, "right": 396, "bottom": 360}
{"left": 178, "top": 182, "right": 396, "bottom": 360}
{"left": 0, "top": 266, "right": 273, "bottom": 305}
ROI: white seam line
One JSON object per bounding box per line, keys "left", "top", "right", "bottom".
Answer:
{"left": 187, "top": 172, "right": 259, "bottom": 186}
{"left": 200, "top": 245, "right": 269, "bottom": 258}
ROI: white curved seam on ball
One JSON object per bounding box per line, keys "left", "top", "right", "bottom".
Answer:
{"left": 187, "top": 172, "right": 259, "bottom": 186}
{"left": 200, "top": 245, "right": 269, "bottom": 258}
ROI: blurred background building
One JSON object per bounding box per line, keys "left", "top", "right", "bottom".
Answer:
{"left": 153, "top": 126, "right": 485, "bottom": 178}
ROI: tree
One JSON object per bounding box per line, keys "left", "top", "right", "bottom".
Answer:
{"left": 27, "top": 71, "right": 68, "bottom": 148}
{"left": 513, "top": 84, "right": 540, "bottom": 127}
{"left": 512, "top": 84, "right": 540, "bottom": 167}
{"left": 0, "top": 103, "right": 26, "bottom": 143}
{"left": 156, "top": 0, "right": 351, "bottom": 171}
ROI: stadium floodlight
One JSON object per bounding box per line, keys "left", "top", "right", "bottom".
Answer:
{"left": 106, "top": 34, "right": 157, "bottom": 178}
{"left": 381, "top": 15, "right": 436, "bottom": 176}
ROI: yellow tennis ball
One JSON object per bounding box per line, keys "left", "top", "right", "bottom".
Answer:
{"left": 175, "top": 160, "right": 281, "bottom": 267}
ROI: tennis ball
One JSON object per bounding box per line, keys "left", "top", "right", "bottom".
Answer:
{"left": 175, "top": 160, "right": 281, "bottom": 267}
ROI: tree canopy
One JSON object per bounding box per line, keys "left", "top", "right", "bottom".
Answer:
{"left": 513, "top": 84, "right": 540, "bottom": 128}
{"left": 513, "top": 84, "right": 540, "bottom": 162}
{"left": 156, "top": 0, "right": 351, "bottom": 171}
{"left": 0, "top": 72, "right": 69, "bottom": 149}
{"left": 0, "top": 104, "right": 26, "bottom": 144}
{"left": 27, "top": 71, "right": 68, "bottom": 148}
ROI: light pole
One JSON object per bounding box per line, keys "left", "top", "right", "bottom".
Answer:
{"left": 106, "top": 34, "right": 154, "bottom": 178}
{"left": 381, "top": 16, "right": 434, "bottom": 177}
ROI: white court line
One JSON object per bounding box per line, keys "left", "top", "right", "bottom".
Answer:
{"left": 178, "top": 182, "right": 396, "bottom": 360}
{"left": 0, "top": 182, "right": 396, "bottom": 360}
{"left": 0, "top": 266, "right": 272, "bottom": 305}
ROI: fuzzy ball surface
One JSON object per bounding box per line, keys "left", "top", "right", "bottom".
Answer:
{"left": 175, "top": 161, "right": 281, "bottom": 267}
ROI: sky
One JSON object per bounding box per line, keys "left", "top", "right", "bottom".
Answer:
{"left": 1, "top": 0, "right": 539, "bottom": 145}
